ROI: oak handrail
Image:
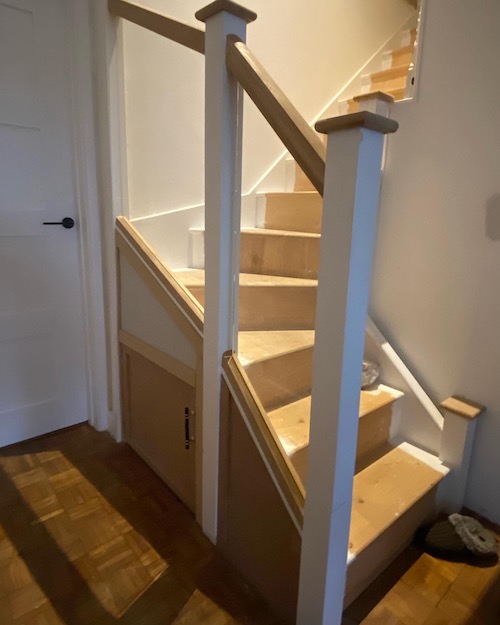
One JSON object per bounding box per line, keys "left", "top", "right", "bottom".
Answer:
{"left": 226, "top": 36, "right": 326, "bottom": 196}
{"left": 115, "top": 216, "right": 204, "bottom": 336}
{"left": 222, "top": 352, "right": 305, "bottom": 531}
{"left": 108, "top": 0, "right": 205, "bottom": 55}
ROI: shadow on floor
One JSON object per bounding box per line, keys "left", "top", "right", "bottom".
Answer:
{"left": 0, "top": 424, "right": 282, "bottom": 625}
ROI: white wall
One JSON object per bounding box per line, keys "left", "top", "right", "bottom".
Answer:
{"left": 120, "top": 254, "right": 197, "bottom": 368}
{"left": 122, "top": 0, "right": 415, "bottom": 219}
{"left": 372, "top": 0, "right": 500, "bottom": 522}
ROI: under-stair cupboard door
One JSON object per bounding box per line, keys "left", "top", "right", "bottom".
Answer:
{"left": 0, "top": 0, "right": 89, "bottom": 446}
{"left": 122, "top": 348, "right": 197, "bottom": 513}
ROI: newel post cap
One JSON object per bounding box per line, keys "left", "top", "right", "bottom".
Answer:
{"left": 440, "top": 396, "right": 486, "bottom": 421}
{"left": 315, "top": 111, "right": 399, "bottom": 135}
{"left": 353, "top": 91, "right": 395, "bottom": 105}
{"left": 195, "top": 0, "right": 257, "bottom": 23}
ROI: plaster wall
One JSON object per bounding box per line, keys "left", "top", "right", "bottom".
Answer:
{"left": 122, "top": 0, "right": 414, "bottom": 219}
{"left": 372, "top": 0, "right": 500, "bottom": 521}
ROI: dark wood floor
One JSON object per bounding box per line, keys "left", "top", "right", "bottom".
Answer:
{"left": 344, "top": 521, "right": 500, "bottom": 625}
{"left": 2, "top": 424, "right": 499, "bottom": 625}
{"left": 0, "top": 424, "right": 281, "bottom": 625}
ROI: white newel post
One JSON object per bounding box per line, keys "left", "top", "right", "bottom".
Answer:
{"left": 297, "top": 110, "right": 398, "bottom": 625}
{"left": 439, "top": 396, "right": 485, "bottom": 513}
{"left": 196, "top": 1, "right": 256, "bottom": 542}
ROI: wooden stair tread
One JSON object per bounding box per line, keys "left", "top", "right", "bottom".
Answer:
{"left": 173, "top": 268, "right": 317, "bottom": 288}
{"left": 348, "top": 443, "right": 449, "bottom": 557}
{"left": 368, "top": 64, "right": 410, "bottom": 83}
{"left": 390, "top": 44, "right": 413, "bottom": 64}
{"left": 268, "top": 385, "right": 402, "bottom": 457}
{"left": 261, "top": 191, "right": 320, "bottom": 199}
{"left": 238, "top": 330, "right": 314, "bottom": 366}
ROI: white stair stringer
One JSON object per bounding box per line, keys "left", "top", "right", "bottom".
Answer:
{"left": 365, "top": 317, "right": 444, "bottom": 457}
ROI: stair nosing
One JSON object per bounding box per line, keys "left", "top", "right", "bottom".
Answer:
{"left": 241, "top": 228, "right": 321, "bottom": 239}
{"left": 238, "top": 330, "right": 315, "bottom": 367}
{"left": 172, "top": 268, "right": 318, "bottom": 288}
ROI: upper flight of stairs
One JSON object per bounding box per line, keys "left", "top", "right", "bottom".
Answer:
{"left": 342, "top": 27, "right": 416, "bottom": 114}
{"left": 172, "top": 27, "right": 450, "bottom": 607}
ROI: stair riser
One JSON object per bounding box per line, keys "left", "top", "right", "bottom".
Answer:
{"left": 356, "top": 405, "right": 393, "bottom": 471}
{"left": 391, "top": 48, "right": 413, "bottom": 67}
{"left": 240, "top": 233, "right": 319, "bottom": 279}
{"left": 381, "top": 46, "right": 413, "bottom": 71}
{"left": 258, "top": 194, "right": 322, "bottom": 234}
{"left": 245, "top": 348, "right": 313, "bottom": 411}
{"left": 294, "top": 165, "right": 316, "bottom": 193}
{"left": 344, "top": 486, "right": 440, "bottom": 607}
{"left": 290, "top": 403, "right": 396, "bottom": 484}
{"left": 189, "top": 285, "right": 317, "bottom": 331}
{"left": 369, "top": 75, "right": 407, "bottom": 93}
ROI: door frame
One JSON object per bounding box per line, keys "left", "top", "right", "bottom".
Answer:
{"left": 65, "top": 0, "right": 128, "bottom": 437}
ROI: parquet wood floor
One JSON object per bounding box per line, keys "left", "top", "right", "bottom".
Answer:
{"left": 0, "top": 424, "right": 281, "bottom": 625}
{"left": 344, "top": 521, "right": 500, "bottom": 625}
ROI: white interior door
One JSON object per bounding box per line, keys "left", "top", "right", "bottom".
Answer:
{"left": 0, "top": 0, "right": 89, "bottom": 446}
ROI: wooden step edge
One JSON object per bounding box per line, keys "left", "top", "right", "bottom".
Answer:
{"left": 241, "top": 228, "right": 321, "bottom": 239}
{"left": 191, "top": 226, "right": 321, "bottom": 240}
{"left": 268, "top": 383, "right": 403, "bottom": 437}
{"left": 347, "top": 442, "right": 449, "bottom": 559}
{"left": 257, "top": 191, "right": 320, "bottom": 199}
{"left": 268, "top": 385, "right": 403, "bottom": 461}
{"left": 172, "top": 268, "right": 318, "bottom": 288}
{"left": 238, "top": 330, "right": 315, "bottom": 367}
{"left": 359, "top": 384, "right": 403, "bottom": 418}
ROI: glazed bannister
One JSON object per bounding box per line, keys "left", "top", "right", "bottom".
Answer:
{"left": 225, "top": 37, "right": 326, "bottom": 195}
{"left": 115, "top": 216, "right": 204, "bottom": 342}
{"left": 108, "top": 3, "right": 403, "bottom": 625}
{"left": 107, "top": 0, "right": 327, "bottom": 196}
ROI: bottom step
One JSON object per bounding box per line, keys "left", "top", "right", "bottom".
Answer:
{"left": 345, "top": 442, "right": 449, "bottom": 606}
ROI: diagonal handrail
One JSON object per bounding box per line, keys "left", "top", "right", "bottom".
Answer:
{"left": 108, "top": 0, "right": 205, "bottom": 55}
{"left": 226, "top": 36, "right": 326, "bottom": 196}
{"left": 108, "top": 1, "right": 325, "bottom": 195}
{"left": 115, "top": 217, "right": 204, "bottom": 338}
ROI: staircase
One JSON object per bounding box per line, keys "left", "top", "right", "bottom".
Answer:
{"left": 341, "top": 27, "right": 417, "bottom": 114}
{"left": 110, "top": 1, "right": 487, "bottom": 622}
{"left": 173, "top": 130, "right": 450, "bottom": 605}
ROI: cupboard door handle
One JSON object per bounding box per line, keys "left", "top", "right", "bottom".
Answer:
{"left": 184, "top": 407, "right": 190, "bottom": 450}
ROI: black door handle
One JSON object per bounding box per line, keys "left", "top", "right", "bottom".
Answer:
{"left": 43, "top": 217, "right": 75, "bottom": 229}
